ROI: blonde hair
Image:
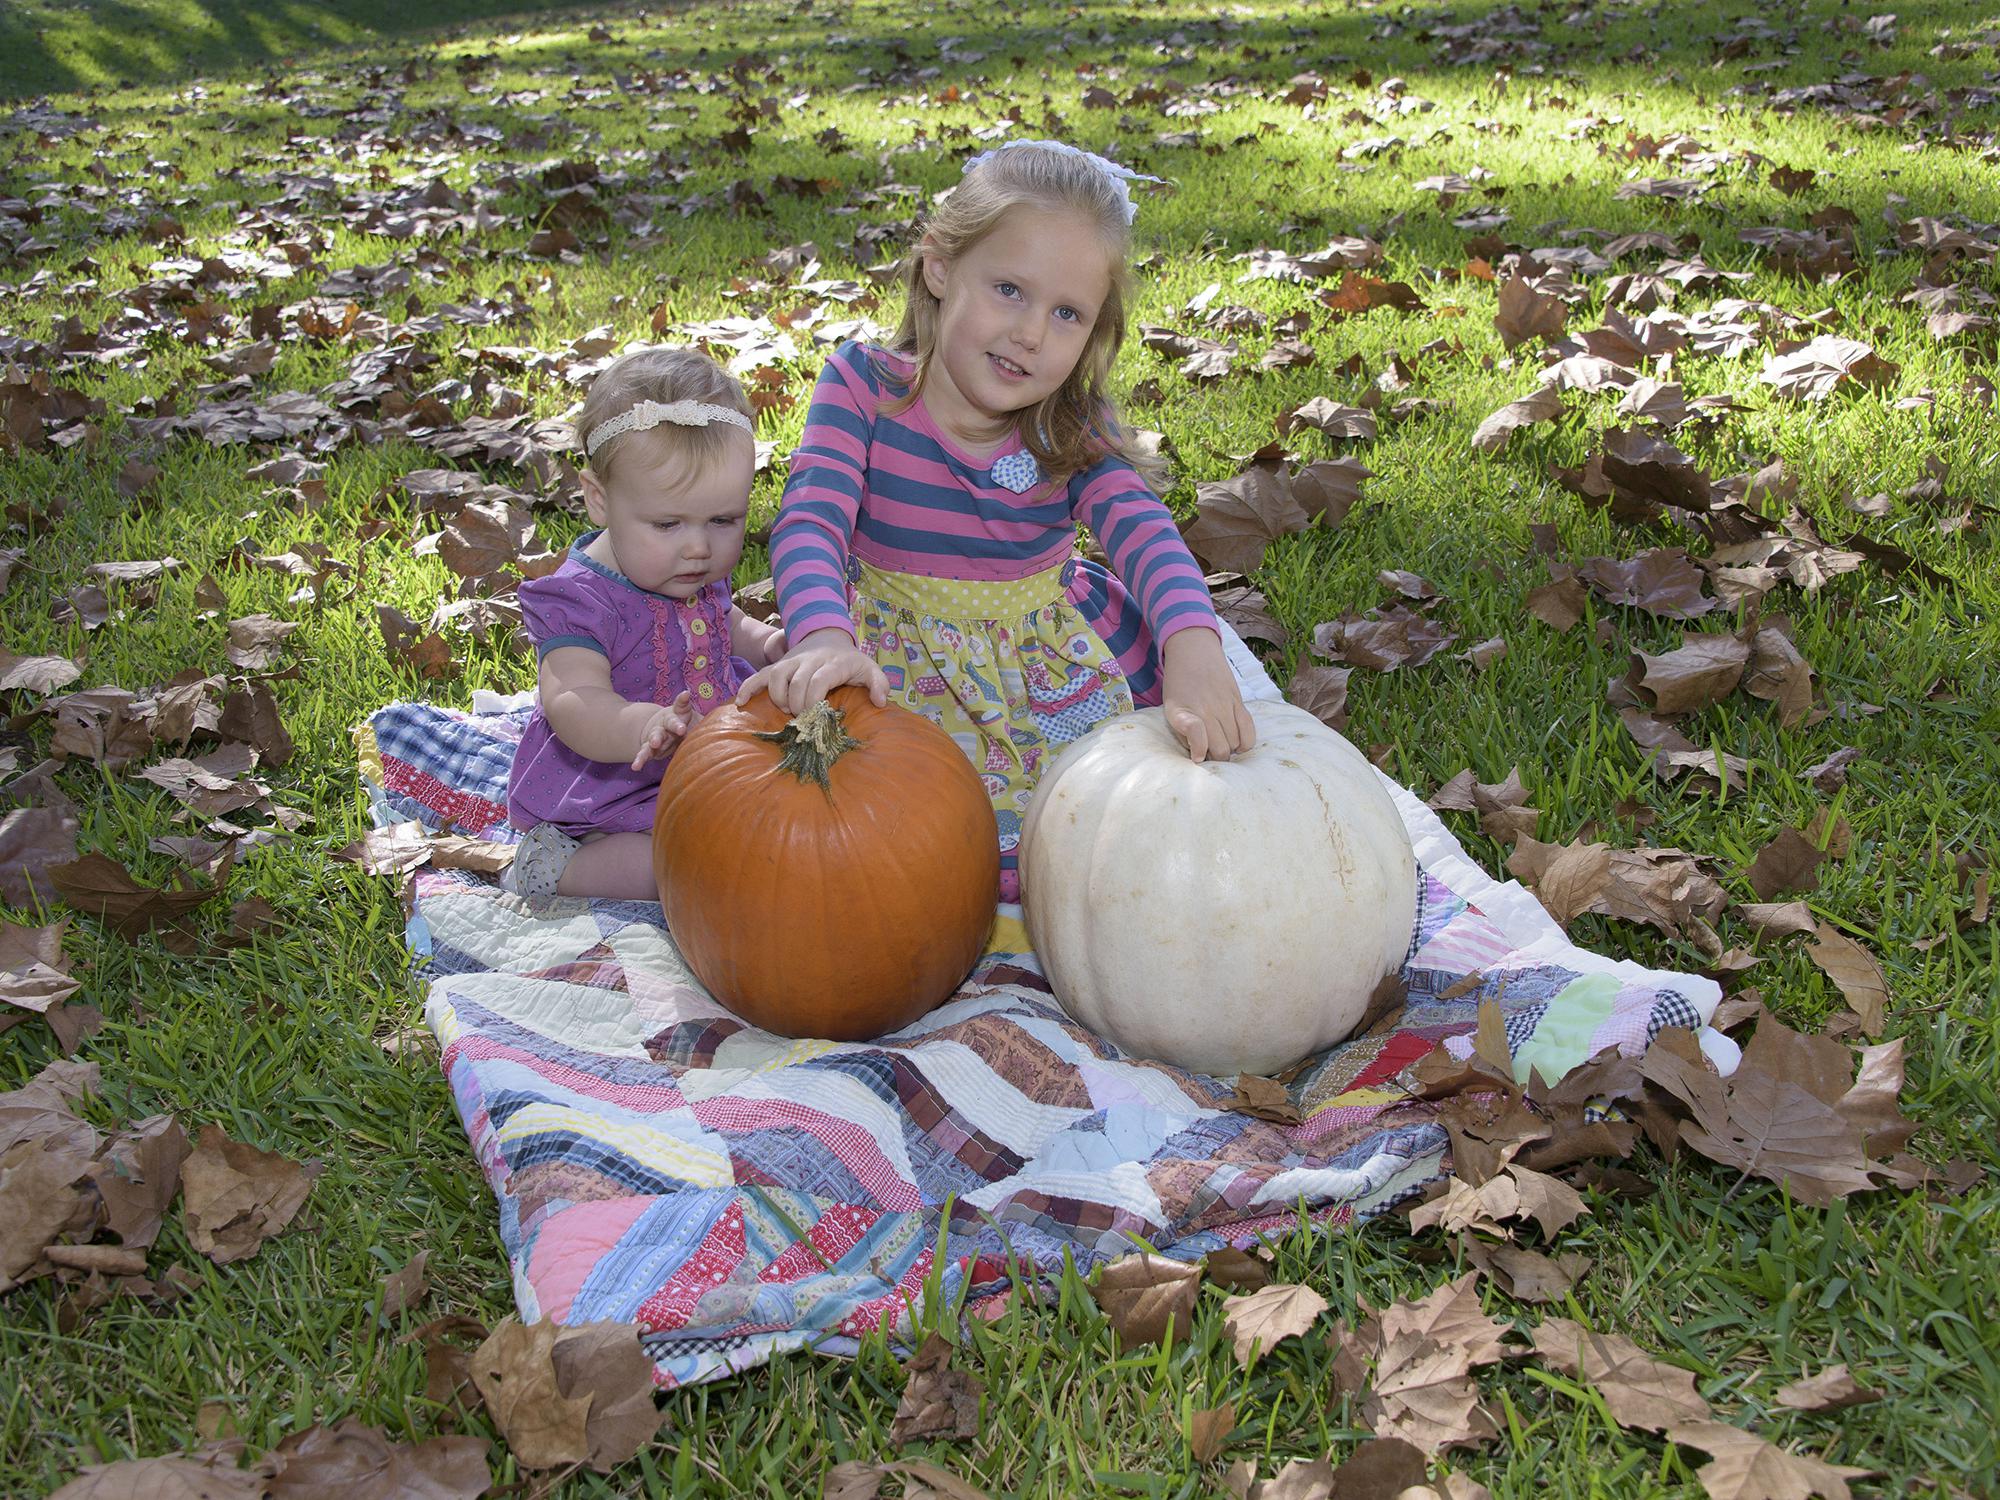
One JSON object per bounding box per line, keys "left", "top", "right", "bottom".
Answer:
{"left": 886, "top": 143, "right": 1149, "bottom": 484}
{"left": 576, "top": 346, "right": 753, "bottom": 482}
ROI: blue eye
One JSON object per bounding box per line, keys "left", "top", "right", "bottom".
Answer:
{"left": 996, "top": 281, "right": 1021, "bottom": 298}
{"left": 1055, "top": 306, "right": 1080, "bottom": 323}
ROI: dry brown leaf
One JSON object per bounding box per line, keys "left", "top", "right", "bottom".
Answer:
{"left": 180, "top": 1123, "right": 318, "bottom": 1264}
{"left": 1667, "top": 1421, "right": 1873, "bottom": 1500}
{"left": 1226, "top": 1073, "right": 1303, "bottom": 1125}
{"left": 85, "top": 1114, "right": 190, "bottom": 1249}
{"left": 1759, "top": 336, "right": 1899, "bottom": 401}
{"left": 1735, "top": 902, "right": 1817, "bottom": 940}
{"left": 1471, "top": 386, "right": 1564, "bottom": 453}
{"left": 1773, "top": 1365, "right": 1882, "bottom": 1412}
{"left": 1578, "top": 549, "right": 1713, "bottom": 619}
{"left": 1806, "top": 926, "right": 1888, "bottom": 1036}
{"left": 1503, "top": 1164, "right": 1588, "bottom": 1236}
{"left": 1287, "top": 663, "right": 1351, "bottom": 731}
{"left": 0, "top": 805, "right": 81, "bottom": 907}
{"left": 1091, "top": 1252, "right": 1202, "bottom": 1347}
{"left": 1187, "top": 1401, "right": 1236, "bottom": 1464}
{"left": 46, "top": 1453, "right": 268, "bottom": 1499}
{"left": 891, "top": 1332, "right": 983, "bottom": 1446}
{"left": 1525, "top": 567, "right": 1587, "bottom": 631}
{"left": 1203, "top": 1246, "right": 1274, "bottom": 1293}
{"left": 1530, "top": 1317, "right": 1711, "bottom": 1432}
{"left": 50, "top": 851, "right": 232, "bottom": 942}
{"left": 1745, "top": 830, "right": 1825, "bottom": 902}
{"left": 1222, "top": 1281, "right": 1330, "bottom": 1367}
{"left": 469, "top": 1318, "right": 593, "bottom": 1469}
{"left": 266, "top": 1420, "right": 490, "bottom": 1499}
{"left": 1360, "top": 1334, "right": 1499, "bottom": 1454}
{"left": 1633, "top": 634, "right": 1750, "bottom": 713}
{"left": 1185, "top": 468, "right": 1308, "bottom": 573}
{"left": 549, "top": 1321, "right": 668, "bottom": 1470}
{"left": 379, "top": 1249, "right": 430, "bottom": 1319}
{"left": 1461, "top": 1240, "right": 1591, "bottom": 1303}
{"left": 1495, "top": 274, "right": 1569, "bottom": 349}
{"left": 1325, "top": 1437, "right": 1427, "bottom": 1496}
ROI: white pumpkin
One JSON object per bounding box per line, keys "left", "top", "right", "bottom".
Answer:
{"left": 1019, "top": 699, "right": 1416, "bottom": 1077}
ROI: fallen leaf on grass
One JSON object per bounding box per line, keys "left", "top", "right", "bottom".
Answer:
{"left": 1667, "top": 1421, "right": 1873, "bottom": 1500}
{"left": 1461, "top": 1240, "right": 1591, "bottom": 1303}
{"left": 1773, "top": 1365, "right": 1882, "bottom": 1412}
{"left": 47, "top": 1453, "right": 267, "bottom": 1500}
{"left": 825, "top": 1457, "right": 993, "bottom": 1499}
{"left": 1495, "top": 273, "right": 1569, "bottom": 349}
{"left": 1806, "top": 925, "right": 1888, "bottom": 1036}
{"left": 1745, "top": 829, "right": 1825, "bottom": 902}
{"left": 1337, "top": 1275, "right": 1509, "bottom": 1454}
{"left": 1318, "top": 605, "right": 1457, "bottom": 672}
{"left": 1203, "top": 1246, "right": 1274, "bottom": 1292}
{"left": 225, "top": 614, "right": 299, "bottom": 671}
{"left": 1226, "top": 1456, "right": 1336, "bottom": 1499}
{"left": 1184, "top": 468, "right": 1308, "bottom": 574}
{"left": 0, "top": 804, "right": 81, "bottom": 906}
{"left": 1632, "top": 633, "right": 1750, "bottom": 713}
{"left": 1531, "top": 1317, "right": 1711, "bottom": 1432}
{"left": 1428, "top": 767, "right": 1537, "bottom": 842}
{"left": 1187, "top": 1401, "right": 1235, "bottom": 1463}
{"left": 1734, "top": 902, "right": 1817, "bottom": 940}
{"left": 1525, "top": 566, "right": 1587, "bottom": 631}
{"left": 181, "top": 1123, "right": 319, "bottom": 1264}
{"left": 891, "top": 1332, "right": 983, "bottom": 1446}
{"left": 0, "top": 918, "right": 90, "bottom": 1050}
{"left": 1222, "top": 1281, "right": 1329, "bottom": 1367}
{"left": 1287, "top": 663, "right": 1351, "bottom": 731}
{"left": 1507, "top": 837, "right": 1725, "bottom": 938}
{"left": 1578, "top": 549, "right": 1714, "bottom": 619}
{"left": 0, "top": 652, "right": 85, "bottom": 695}
{"left": 85, "top": 1114, "right": 189, "bottom": 1249}
{"left": 1325, "top": 1437, "right": 1427, "bottom": 1495}
{"left": 1471, "top": 385, "right": 1564, "bottom": 453}
{"left": 51, "top": 851, "right": 233, "bottom": 942}
{"left": 470, "top": 1318, "right": 650, "bottom": 1471}
{"left": 266, "top": 1420, "right": 490, "bottom": 1499}
{"left": 379, "top": 1248, "right": 430, "bottom": 1319}
{"left": 1091, "top": 1252, "right": 1202, "bottom": 1347}
{"left": 1759, "top": 336, "right": 1899, "bottom": 401}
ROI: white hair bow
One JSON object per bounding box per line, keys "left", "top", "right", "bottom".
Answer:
{"left": 961, "top": 139, "right": 1166, "bottom": 226}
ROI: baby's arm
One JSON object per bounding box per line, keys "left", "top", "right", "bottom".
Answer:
{"left": 538, "top": 646, "right": 692, "bottom": 769}
{"left": 729, "top": 606, "right": 787, "bottom": 667}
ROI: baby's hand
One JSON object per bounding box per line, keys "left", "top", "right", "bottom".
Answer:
{"left": 760, "top": 626, "right": 789, "bottom": 667}
{"left": 735, "top": 628, "right": 888, "bottom": 714}
{"left": 629, "top": 692, "right": 694, "bottom": 770}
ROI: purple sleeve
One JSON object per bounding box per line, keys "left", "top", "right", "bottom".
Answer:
{"left": 519, "top": 572, "right": 612, "bottom": 658}
{"left": 1068, "top": 450, "right": 1219, "bottom": 648}
{"left": 771, "top": 342, "right": 880, "bottom": 644}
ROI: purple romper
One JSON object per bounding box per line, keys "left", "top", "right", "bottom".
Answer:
{"left": 506, "top": 535, "right": 754, "bottom": 837}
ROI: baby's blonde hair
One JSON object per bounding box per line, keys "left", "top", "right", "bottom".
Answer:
{"left": 576, "top": 346, "right": 753, "bottom": 482}
{"left": 887, "top": 143, "right": 1147, "bottom": 483}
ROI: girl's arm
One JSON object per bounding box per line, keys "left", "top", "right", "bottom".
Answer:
{"left": 729, "top": 606, "right": 786, "bottom": 666}
{"left": 768, "top": 343, "right": 880, "bottom": 646}
{"left": 538, "top": 646, "right": 688, "bottom": 767}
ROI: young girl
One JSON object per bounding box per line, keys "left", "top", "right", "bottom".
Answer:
{"left": 505, "top": 347, "right": 786, "bottom": 906}
{"left": 738, "top": 139, "right": 1256, "bottom": 903}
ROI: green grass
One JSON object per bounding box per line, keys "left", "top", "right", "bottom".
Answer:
{"left": 3, "top": 0, "right": 1998, "bottom": 1494}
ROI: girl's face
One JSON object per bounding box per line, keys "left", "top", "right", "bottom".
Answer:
{"left": 582, "top": 431, "right": 755, "bottom": 599}
{"left": 919, "top": 206, "right": 1114, "bottom": 447}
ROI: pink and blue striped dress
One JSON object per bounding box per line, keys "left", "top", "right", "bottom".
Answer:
{"left": 770, "top": 341, "right": 1220, "bottom": 900}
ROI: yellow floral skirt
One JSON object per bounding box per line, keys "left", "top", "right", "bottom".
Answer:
{"left": 850, "top": 559, "right": 1135, "bottom": 907}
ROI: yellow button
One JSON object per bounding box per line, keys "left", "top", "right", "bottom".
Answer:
{"left": 693, "top": 654, "right": 708, "bottom": 668}
{"left": 690, "top": 618, "right": 708, "bottom": 636}
{"left": 696, "top": 682, "right": 715, "bottom": 698}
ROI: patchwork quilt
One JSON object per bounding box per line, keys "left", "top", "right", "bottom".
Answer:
{"left": 358, "top": 626, "right": 1728, "bottom": 1388}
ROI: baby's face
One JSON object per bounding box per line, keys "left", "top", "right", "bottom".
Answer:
{"left": 586, "top": 432, "right": 755, "bottom": 599}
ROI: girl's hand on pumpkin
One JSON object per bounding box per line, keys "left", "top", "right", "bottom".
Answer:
{"left": 735, "top": 628, "right": 888, "bottom": 713}
{"left": 1161, "top": 628, "right": 1257, "bottom": 764}
{"left": 629, "top": 693, "right": 694, "bottom": 770}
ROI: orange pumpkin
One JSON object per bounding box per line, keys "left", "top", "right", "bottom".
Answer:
{"left": 652, "top": 686, "right": 999, "bottom": 1040}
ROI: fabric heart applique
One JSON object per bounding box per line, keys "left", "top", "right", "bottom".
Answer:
{"left": 990, "top": 449, "right": 1042, "bottom": 494}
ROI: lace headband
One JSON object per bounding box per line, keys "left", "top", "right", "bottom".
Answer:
{"left": 584, "top": 399, "right": 752, "bottom": 459}
{"left": 962, "top": 139, "right": 1166, "bottom": 226}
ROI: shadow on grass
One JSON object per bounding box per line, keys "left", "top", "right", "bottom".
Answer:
{"left": 0, "top": 0, "right": 613, "bottom": 98}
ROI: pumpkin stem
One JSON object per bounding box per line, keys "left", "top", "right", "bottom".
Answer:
{"left": 754, "top": 700, "right": 860, "bottom": 794}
